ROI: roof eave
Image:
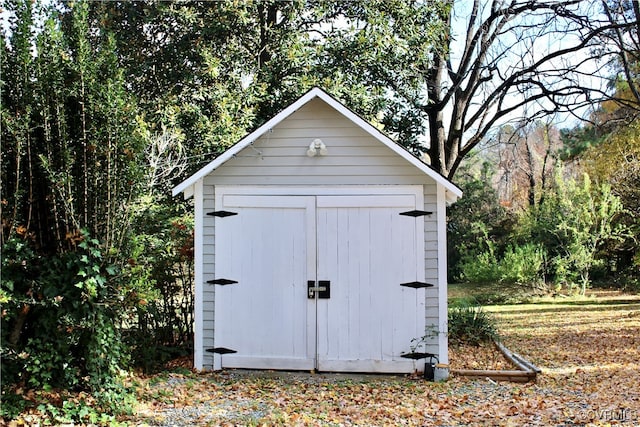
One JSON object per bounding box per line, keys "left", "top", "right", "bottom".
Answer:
{"left": 172, "top": 87, "right": 462, "bottom": 199}
{"left": 172, "top": 88, "right": 329, "bottom": 197}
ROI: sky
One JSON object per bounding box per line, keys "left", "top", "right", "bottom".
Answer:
{"left": 448, "top": 0, "right": 611, "bottom": 132}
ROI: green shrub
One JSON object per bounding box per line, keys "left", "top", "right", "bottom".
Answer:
{"left": 1, "top": 232, "right": 133, "bottom": 419}
{"left": 448, "top": 303, "right": 499, "bottom": 346}
{"left": 0, "top": 392, "right": 28, "bottom": 420}
{"left": 500, "top": 244, "right": 546, "bottom": 285}
{"left": 459, "top": 250, "right": 500, "bottom": 284}
{"left": 460, "top": 243, "right": 545, "bottom": 286}
{"left": 123, "top": 209, "right": 194, "bottom": 373}
{"left": 517, "top": 171, "right": 630, "bottom": 294}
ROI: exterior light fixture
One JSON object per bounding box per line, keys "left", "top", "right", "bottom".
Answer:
{"left": 307, "top": 138, "right": 328, "bottom": 157}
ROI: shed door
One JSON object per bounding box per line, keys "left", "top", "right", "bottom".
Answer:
{"left": 213, "top": 195, "right": 317, "bottom": 370}
{"left": 214, "top": 192, "right": 424, "bottom": 373}
{"left": 316, "top": 195, "right": 425, "bottom": 373}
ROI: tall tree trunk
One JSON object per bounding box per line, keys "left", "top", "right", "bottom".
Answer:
{"left": 80, "top": 75, "right": 89, "bottom": 229}
{"left": 426, "top": 51, "right": 448, "bottom": 176}
{"left": 257, "top": 2, "right": 278, "bottom": 69}
{"left": 526, "top": 138, "right": 536, "bottom": 207}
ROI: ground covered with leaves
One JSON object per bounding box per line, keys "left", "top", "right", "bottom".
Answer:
{"left": 123, "top": 291, "right": 640, "bottom": 426}
{"left": 6, "top": 291, "right": 640, "bottom": 426}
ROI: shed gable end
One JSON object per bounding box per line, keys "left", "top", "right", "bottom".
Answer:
{"left": 173, "top": 88, "right": 462, "bottom": 202}
{"left": 207, "top": 99, "right": 432, "bottom": 186}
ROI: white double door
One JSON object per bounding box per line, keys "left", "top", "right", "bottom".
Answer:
{"left": 214, "top": 188, "right": 425, "bottom": 373}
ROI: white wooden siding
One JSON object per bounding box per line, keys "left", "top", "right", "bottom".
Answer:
{"left": 423, "top": 184, "right": 441, "bottom": 359}
{"left": 204, "top": 99, "right": 431, "bottom": 187}
{"left": 202, "top": 184, "right": 216, "bottom": 369}
{"left": 173, "top": 87, "right": 461, "bottom": 201}
{"left": 195, "top": 96, "right": 448, "bottom": 371}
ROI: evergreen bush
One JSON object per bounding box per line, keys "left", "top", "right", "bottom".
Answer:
{"left": 1, "top": 232, "right": 133, "bottom": 419}
{"left": 448, "top": 302, "right": 499, "bottom": 346}
{"left": 460, "top": 243, "right": 545, "bottom": 286}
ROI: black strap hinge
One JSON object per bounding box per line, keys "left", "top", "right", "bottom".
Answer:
{"left": 399, "top": 210, "right": 433, "bottom": 217}
{"left": 207, "top": 278, "right": 238, "bottom": 285}
{"left": 400, "top": 281, "right": 434, "bottom": 289}
{"left": 400, "top": 352, "right": 438, "bottom": 360}
{"left": 207, "top": 210, "right": 238, "bottom": 217}
{"left": 206, "top": 347, "right": 237, "bottom": 354}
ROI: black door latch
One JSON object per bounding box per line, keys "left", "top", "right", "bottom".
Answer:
{"left": 307, "top": 280, "right": 330, "bottom": 299}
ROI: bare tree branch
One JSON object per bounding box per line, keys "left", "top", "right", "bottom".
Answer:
{"left": 415, "top": 0, "right": 640, "bottom": 178}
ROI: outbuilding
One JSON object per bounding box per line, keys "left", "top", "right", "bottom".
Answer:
{"left": 173, "top": 87, "right": 461, "bottom": 375}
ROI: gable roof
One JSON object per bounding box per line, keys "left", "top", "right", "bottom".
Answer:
{"left": 172, "top": 87, "right": 462, "bottom": 202}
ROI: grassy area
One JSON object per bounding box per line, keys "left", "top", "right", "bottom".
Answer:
{"left": 448, "top": 282, "right": 545, "bottom": 305}
{"left": 448, "top": 282, "right": 639, "bottom": 306}
{"left": 488, "top": 292, "right": 640, "bottom": 352}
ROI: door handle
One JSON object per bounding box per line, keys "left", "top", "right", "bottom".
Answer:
{"left": 307, "top": 280, "right": 330, "bottom": 299}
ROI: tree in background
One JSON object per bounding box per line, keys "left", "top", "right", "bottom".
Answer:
{"left": 448, "top": 157, "right": 547, "bottom": 291}
{"left": 446, "top": 154, "right": 511, "bottom": 282}
{"left": 1, "top": 0, "right": 151, "bottom": 416}
{"left": 481, "top": 121, "right": 562, "bottom": 210}
{"left": 86, "top": 1, "right": 307, "bottom": 167}
{"left": 320, "top": 0, "right": 637, "bottom": 178}
{"left": 448, "top": 0, "right": 640, "bottom": 293}
{"left": 81, "top": 0, "right": 638, "bottom": 182}
{"left": 518, "top": 170, "right": 629, "bottom": 294}
{"left": 1, "top": 0, "right": 144, "bottom": 254}
{"left": 594, "top": 0, "right": 640, "bottom": 117}
{"left": 86, "top": 0, "right": 452, "bottom": 175}
{"left": 556, "top": 0, "right": 640, "bottom": 285}
{"left": 453, "top": 160, "right": 629, "bottom": 295}
{"left": 581, "top": 121, "right": 640, "bottom": 285}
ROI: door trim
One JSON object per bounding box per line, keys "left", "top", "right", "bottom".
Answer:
{"left": 216, "top": 185, "right": 424, "bottom": 197}
{"left": 213, "top": 185, "right": 426, "bottom": 372}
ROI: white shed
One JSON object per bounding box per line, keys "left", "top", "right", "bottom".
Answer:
{"left": 173, "top": 87, "right": 461, "bottom": 375}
